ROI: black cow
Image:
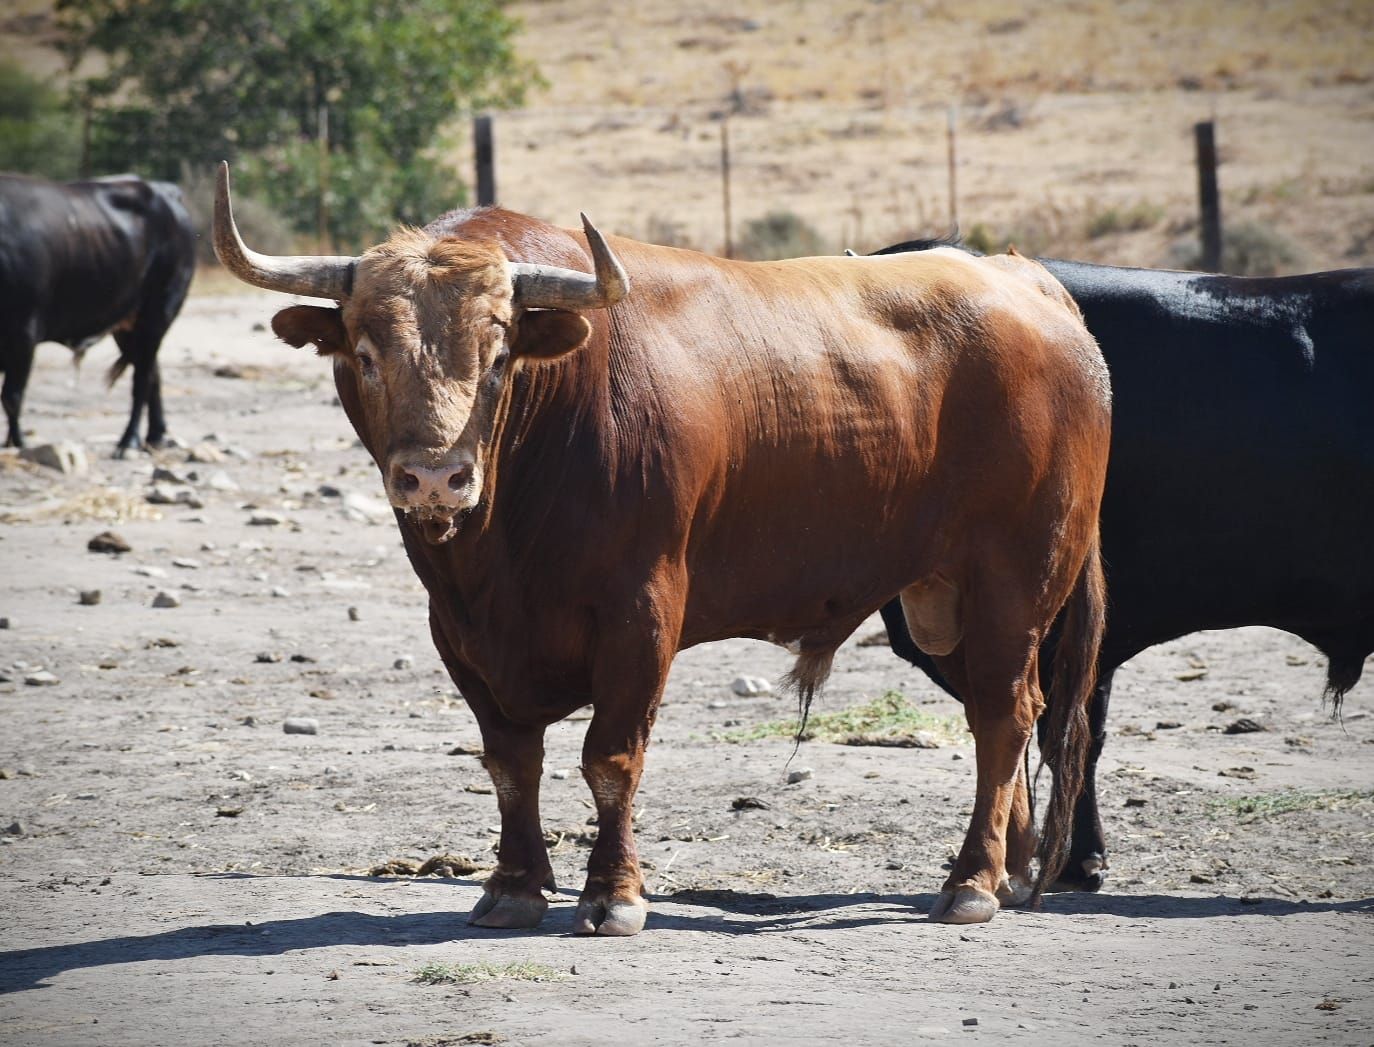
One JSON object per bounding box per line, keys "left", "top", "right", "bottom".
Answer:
{"left": 873, "top": 239, "right": 1374, "bottom": 889}
{"left": 0, "top": 173, "right": 196, "bottom": 456}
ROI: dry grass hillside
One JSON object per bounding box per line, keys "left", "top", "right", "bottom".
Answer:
{"left": 4, "top": 0, "right": 1373, "bottom": 269}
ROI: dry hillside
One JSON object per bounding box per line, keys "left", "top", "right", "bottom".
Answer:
{"left": 4, "top": 0, "right": 1374, "bottom": 269}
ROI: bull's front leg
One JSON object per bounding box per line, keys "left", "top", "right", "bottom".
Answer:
{"left": 573, "top": 599, "right": 680, "bottom": 937}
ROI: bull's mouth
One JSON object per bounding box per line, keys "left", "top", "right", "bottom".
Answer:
{"left": 409, "top": 504, "right": 461, "bottom": 545}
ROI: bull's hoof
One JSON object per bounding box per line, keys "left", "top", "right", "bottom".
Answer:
{"left": 573, "top": 892, "right": 648, "bottom": 936}
{"left": 468, "top": 889, "right": 548, "bottom": 929}
{"left": 929, "top": 885, "right": 1000, "bottom": 924}
{"left": 1053, "top": 854, "right": 1107, "bottom": 893}
{"left": 996, "top": 874, "right": 1034, "bottom": 907}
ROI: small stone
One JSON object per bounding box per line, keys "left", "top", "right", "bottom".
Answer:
{"left": 1211, "top": 700, "right": 1234, "bottom": 712}
{"left": 707, "top": 700, "right": 728, "bottom": 709}
{"left": 203, "top": 470, "right": 239, "bottom": 492}
{"left": 78, "top": 589, "right": 102, "bottom": 606}
{"left": 1190, "top": 873, "right": 1215, "bottom": 884}
{"left": 20, "top": 441, "right": 88, "bottom": 475}
{"left": 172, "top": 558, "right": 201, "bottom": 570}
{"left": 216, "top": 807, "right": 243, "bottom": 818}
{"left": 4, "top": 820, "right": 25, "bottom": 836}
{"left": 731, "top": 674, "right": 773, "bottom": 697}
{"left": 152, "top": 465, "right": 188, "bottom": 485}
{"left": 133, "top": 565, "right": 167, "bottom": 578}
{"left": 87, "top": 531, "right": 131, "bottom": 555}
{"left": 1124, "top": 797, "right": 1147, "bottom": 808}
{"left": 731, "top": 796, "right": 771, "bottom": 811}
{"left": 962, "top": 1018, "right": 979, "bottom": 1027}
{"left": 270, "top": 587, "right": 290, "bottom": 598}
{"left": 1155, "top": 720, "right": 1182, "bottom": 730}
{"left": 151, "top": 590, "right": 181, "bottom": 609}
{"left": 1169, "top": 982, "right": 1179, "bottom": 989}
{"left": 255, "top": 652, "right": 283, "bottom": 664}
{"left": 347, "top": 606, "right": 361, "bottom": 622}
{"left": 0, "top": 617, "right": 9, "bottom": 629}
{"left": 186, "top": 442, "right": 226, "bottom": 464}
{"left": 146, "top": 483, "right": 187, "bottom": 505}
{"left": 249, "top": 512, "right": 284, "bottom": 527}
{"left": 393, "top": 656, "right": 414, "bottom": 670}
{"left": 1224, "top": 718, "right": 1266, "bottom": 735}
{"left": 318, "top": 483, "right": 343, "bottom": 498}
{"left": 1218, "top": 766, "right": 1257, "bottom": 780}
{"left": 786, "top": 768, "right": 813, "bottom": 784}
{"left": 24, "top": 670, "right": 59, "bottom": 686}
{"left": 283, "top": 717, "right": 319, "bottom": 735}
{"left": 341, "top": 491, "right": 390, "bottom": 523}
{"left": 549, "top": 769, "right": 571, "bottom": 780}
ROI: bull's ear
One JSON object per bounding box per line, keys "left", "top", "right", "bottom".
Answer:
{"left": 272, "top": 305, "right": 348, "bottom": 356}
{"left": 510, "top": 309, "right": 591, "bottom": 360}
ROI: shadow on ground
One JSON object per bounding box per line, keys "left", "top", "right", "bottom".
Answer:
{"left": 3, "top": 873, "right": 1369, "bottom": 995}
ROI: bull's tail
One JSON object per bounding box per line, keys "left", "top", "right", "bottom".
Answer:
{"left": 105, "top": 355, "right": 132, "bottom": 390}
{"left": 1034, "top": 533, "right": 1106, "bottom": 896}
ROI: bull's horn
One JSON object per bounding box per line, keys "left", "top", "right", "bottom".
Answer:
{"left": 510, "top": 213, "right": 628, "bottom": 311}
{"left": 213, "top": 161, "right": 357, "bottom": 299}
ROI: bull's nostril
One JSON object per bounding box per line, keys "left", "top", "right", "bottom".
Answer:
{"left": 397, "top": 471, "right": 420, "bottom": 494}
{"left": 449, "top": 464, "right": 474, "bottom": 491}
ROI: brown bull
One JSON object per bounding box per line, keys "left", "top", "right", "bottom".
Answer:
{"left": 213, "top": 162, "right": 1109, "bottom": 934}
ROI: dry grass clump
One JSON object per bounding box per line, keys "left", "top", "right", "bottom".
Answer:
{"left": 413, "top": 961, "right": 567, "bottom": 986}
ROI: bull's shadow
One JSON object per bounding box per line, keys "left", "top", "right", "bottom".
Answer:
{"left": 2, "top": 875, "right": 1369, "bottom": 996}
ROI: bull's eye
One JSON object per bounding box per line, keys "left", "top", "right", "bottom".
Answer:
{"left": 356, "top": 351, "right": 376, "bottom": 376}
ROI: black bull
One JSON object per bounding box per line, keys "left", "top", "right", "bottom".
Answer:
{"left": 873, "top": 242, "right": 1374, "bottom": 889}
{"left": 0, "top": 173, "right": 196, "bottom": 455}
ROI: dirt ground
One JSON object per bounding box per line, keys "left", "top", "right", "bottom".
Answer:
{"left": 1, "top": 295, "right": 1372, "bottom": 1045}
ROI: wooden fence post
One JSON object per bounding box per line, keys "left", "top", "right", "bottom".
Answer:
{"left": 317, "top": 105, "right": 331, "bottom": 251}
{"left": 946, "top": 104, "right": 959, "bottom": 232}
{"left": 474, "top": 114, "right": 496, "bottom": 207}
{"left": 1195, "top": 120, "right": 1222, "bottom": 271}
{"left": 720, "top": 118, "right": 734, "bottom": 259}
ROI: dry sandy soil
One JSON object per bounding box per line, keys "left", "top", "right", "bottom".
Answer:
{"left": 1, "top": 295, "right": 1372, "bottom": 1045}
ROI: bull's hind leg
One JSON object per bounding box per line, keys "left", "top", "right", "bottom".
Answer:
{"left": 928, "top": 576, "right": 1045, "bottom": 925}
{"left": 1, "top": 334, "right": 35, "bottom": 448}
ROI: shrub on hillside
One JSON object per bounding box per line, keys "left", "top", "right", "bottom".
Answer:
{"left": 736, "top": 211, "right": 827, "bottom": 260}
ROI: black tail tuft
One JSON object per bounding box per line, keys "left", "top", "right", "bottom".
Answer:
{"left": 1034, "top": 536, "right": 1107, "bottom": 897}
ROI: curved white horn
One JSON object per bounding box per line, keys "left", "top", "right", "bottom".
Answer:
{"left": 510, "top": 213, "right": 628, "bottom": 310}
{"left": 213, "top": 161, "right": 357, "bottom": 299}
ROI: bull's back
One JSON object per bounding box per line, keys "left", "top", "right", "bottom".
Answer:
{"left": 647, "top": 251, "right": 1106, "bottom": 643}
{"left": 1046, "top": 260, "right": 1374, "bottom": 658}
{"left": 0, "top": 174, "right": 165, "bottom": 346}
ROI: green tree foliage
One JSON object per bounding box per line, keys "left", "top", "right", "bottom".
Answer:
{"left": 56, "top": 0, "right": 539, "bottom": 247}
{"left": 0, "top": 60, "right": 82, "bottom": 180}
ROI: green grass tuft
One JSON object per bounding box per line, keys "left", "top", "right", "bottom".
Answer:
{"left": 413, "top": 961, "right": 568, "bottom": 986}
{"left": 1211, "top": 788, "right": 1374, "bottom": 823}
{"left": 716, "top": 691, "right": 967, "bottom": 746}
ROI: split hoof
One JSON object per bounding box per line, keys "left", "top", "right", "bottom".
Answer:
{"left": 997, "top": 874, "right": 1034, "bottom": 907}
{"left": 468, "top": 890, "right": 548, "bottom": 929}
{"left": 573, "top": 893, "right": 648, "bottom": 936}
{"left": 929, "top": 885, "right": 1000, "bottom": 925}
{"left": 1053, "top": 854, "right": 1107, "bottom": 893}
